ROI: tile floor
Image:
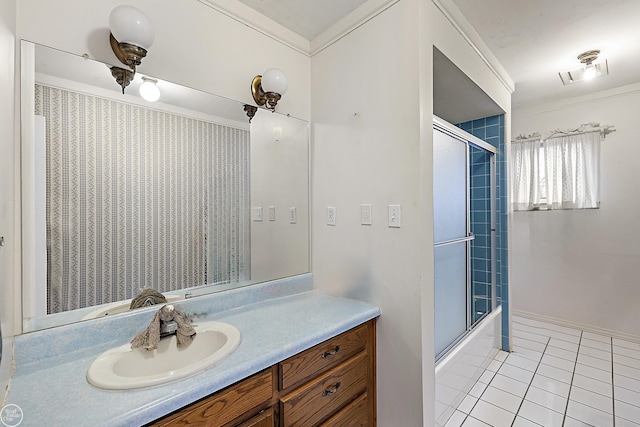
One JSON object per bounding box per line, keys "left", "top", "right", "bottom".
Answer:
{"left": 444, "top": 316, "right": 640, "bottom": 427}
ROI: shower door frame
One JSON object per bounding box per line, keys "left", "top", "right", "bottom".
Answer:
{"left": 433, "top": 116, "right": 497, "bottom": 360}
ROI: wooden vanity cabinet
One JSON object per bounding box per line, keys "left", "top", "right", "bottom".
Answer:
{"left": 148, "top": 320, "right": 376, "bottom": 427}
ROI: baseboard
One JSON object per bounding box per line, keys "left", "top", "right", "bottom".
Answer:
{"left": 512, "top": 309, "right": 640, "bottom": 344}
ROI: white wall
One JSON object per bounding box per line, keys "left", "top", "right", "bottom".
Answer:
{"left": 311, "top": 0, "right": 511, "bottom": 424}
{"left": 0, "top": 0, "right": 16, "bottom": 397}
{"left": 512, "top": 83, "right": 640, "bottom": 337}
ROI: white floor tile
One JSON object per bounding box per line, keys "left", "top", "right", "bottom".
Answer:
{"left": 615, "top": 363, "right": 640, "bottom": 381}
{"left": 512, "top": 416, "right": 542, "bottom": 427}
{"left": 582, "top": 331, "right": 611, "bottom": 343}
{"left": 444, "top": 410, "right": 467, "bottom": 427}
{"left": 615, "top": 385, "right": 640, "bottom": 407}
{"left": 469, "top": 400, "right": 515, "bottom": 427}
{"left": 498, "top": 363, "right": 535, "bottom": 384}
{"left": 614, "top": 338, "right": 640, "bottom": 351}
{"left": 545, "top": 329, "right": 580, "bottom": 345}
{"left": 505, "top": 353, "right": 539, "bottom": 372}
{"left": 613, "top": 345, "right": 640, "bottom": 361}
{"left": 486, "top": 359, "right": 503, "bottom": 372}
{"left": 574, "top": 363, "right": 612, "bottom": 384}
{"left": 563, "top": 416, "right": 595, "bottom": 427}
{"left": 616, "top": 400, "right": 640, "bottom": 424}
{"left": 577, "top": 353, "right": 612, "bottom": 372}
{"left": 615, "top": 373, "right": 640, "bottom": 392}
{"left": 517, "top": 400, "right": 564, "bottom": 427}
{"left": 530, "top": 374, "right": 571, "bottom": 398}
{"left": 614, "top": 353, "right": 640, "bottom": 369}
{"left": 548, "top": 338, "right": 579, "bottom": 353}
{"left": 490, "top": 374, "right": 529, "bottom": 398}
{"left": 545, "top": 345, "right": 578, "bottom": 362}
{"left": 566, "top": 400, "right": 613, "bottom": 427}
{"left": 536, "top": 363, "right": 574, "bottom": 384}
{"left": 541, "top": 353, "right": 576, "bottom": 372}
{"left": 572, "top": 374, "right": 613, "bottom": 398}
{"left": 569, "top": 386, "right": 613, "bottom": 414}
{"left": 468, "top": 381, "right": 488, "bottom": 398}
{"left": 512, "top": 337, "right": 547, "bottom": 353}
{"left": 581, "top": 338, "right": 611, "bottom": 352}
{"left": 494, "top": 350, "right": 509, "bottom": 362}
{"left": 579, "top": 345, "right": 611, "bottom": 362}
{"left": 512, "top": 345, "right": 543, "bottom": 362}
{"left": 478, "top": 369, "right": 495, "bottom": 384}
{"left": 617, "top": 416, "right": 640, "bottom": 427}
{"left": 513, "top": 329, "right": 550, "bottom": 345}
{"left": 524, "top": 386, "right": 567, "bottom": 414}
{"left": 480, "top": 385, "right": 523, "bottom": 413}
{"left": 461, "top": 416, "right": 491, "bottom": 427}
{"left": 457, "top": 395, "right": 478, "bottom": 414}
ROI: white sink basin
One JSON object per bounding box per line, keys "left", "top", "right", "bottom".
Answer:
{"left": 81, "top": 295, "right": 182, "bottom": 320}
{"left": 86, "top": 320, "right": 241, "bottom": 390}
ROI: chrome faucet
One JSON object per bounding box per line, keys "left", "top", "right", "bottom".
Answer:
{"left": 159, "top": 304, "right": 179, "bottom": 337}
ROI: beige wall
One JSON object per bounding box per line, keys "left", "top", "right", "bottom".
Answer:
{"left": 512, "top": 83, "right": 640, "bottom": 337}
{"left": 310, "top": 1, "right": 511, "bottom": 424}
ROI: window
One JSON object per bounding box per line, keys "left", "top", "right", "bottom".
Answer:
{"left": 511, "top": 124, "right": 610, "bottom": 211}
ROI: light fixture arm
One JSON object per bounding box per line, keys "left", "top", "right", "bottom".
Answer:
{"left": 110, "top": 33, "right": 148, "bottom": 72}
{"left": 110, "top": 66, "right": 135, "bottom": 94}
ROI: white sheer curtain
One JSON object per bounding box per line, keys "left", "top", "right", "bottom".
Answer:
{"left": 543, "top": 131, "right": 601, "bottom": 209}
{"left": 511, "top": 130, "right": 601, "bottom": 211}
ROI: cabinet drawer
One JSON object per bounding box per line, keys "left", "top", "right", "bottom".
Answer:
{"left": 150, "top": 369, "right": 273, "bottom": 427}
{"left": 281, "top": 352, "right": 368, "bottom": 427}
{"left": 236, "top": 407, "right": 275, "bottom": 427}
{"left": 319, "top": 392, "right": 368, "bottom": 427}
{"left": 280, "top": 323, "right": 369, "bottom": 390}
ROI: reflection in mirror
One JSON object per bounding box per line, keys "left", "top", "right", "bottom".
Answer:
{"left": 21, "top": 41, "right": 310, "bottom": 332}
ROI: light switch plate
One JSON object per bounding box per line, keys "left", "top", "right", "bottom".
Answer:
{"left": 268, "top": 206, "right": 276, "bottom": 221}
{"left": 289, "top": 207, "right": 297, "bottom": 224}
{"left": 327, "top": 207, "right": 336, "bottom": 226}
{"left": 388, "top": 204, "right": 401, "bottom": 228}
{"left": 361, "top": 204, "right": 372, "bottom": 225}
{"left": 253, "top": 207, "right": 263, "bottom": 221}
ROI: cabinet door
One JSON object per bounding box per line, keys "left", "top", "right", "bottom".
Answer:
{"left": 236, "top": 407, "right": 275, "bottom": 427}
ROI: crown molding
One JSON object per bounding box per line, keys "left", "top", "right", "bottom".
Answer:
{"left": 198, "top": 0, "right": 311, "bottom": 55}
{"left": 431, "top": 0, "right": 514, "bottom": 94}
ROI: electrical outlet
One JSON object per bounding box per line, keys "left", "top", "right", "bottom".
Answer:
{"left": 388, "top": 205, "right": 401, "bottom": 228}
{"left": 269, "top": 206, "right": 276, "bottom": 221}
{"left": 327, "top": 207, "right": 336, "bottom": 226}
{"left": 361, "top": 204, "right": 372, "bottom": 225}
{"left": 289, "top": 207, "right": 297, "bottom": 224}
{"left": 252, "top": 207, "right": 263, "bottom": 222}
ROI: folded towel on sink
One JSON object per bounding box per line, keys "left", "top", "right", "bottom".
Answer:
{"left": 129, "top": 288, "right": 167, "bottom": 310}
{"left": 131, "top": 306, "right": 196, "bottom": 350}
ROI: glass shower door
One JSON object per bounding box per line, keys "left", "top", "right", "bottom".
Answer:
{"left": 433, "top": 128, "right": 470, "bottom": 357}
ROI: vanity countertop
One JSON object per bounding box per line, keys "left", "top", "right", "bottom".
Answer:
{"left": 4, "top": 279, "right": 379, "bottom": 427}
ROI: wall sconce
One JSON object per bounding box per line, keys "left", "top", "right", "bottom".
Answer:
{"left": 109, "top": 5, "right": 155, "bottom": 93}
{"left": 139, "top": 76, "right": 160, "bottom": 102}
{"left": 251, "top": 68, "right": 288, "bottom": 111}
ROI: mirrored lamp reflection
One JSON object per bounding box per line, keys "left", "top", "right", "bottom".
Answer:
{"left": 251, "top": 68, "right": 288, "bottom": 111}
{"left": 139, "top": 76, "right": 160, "bottom": 102}
{"left": 108, "top": 5, "right": 155, "bottom": 93}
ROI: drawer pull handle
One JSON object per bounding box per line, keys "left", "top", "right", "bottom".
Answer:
{"left": 321, "top": 346, "right": 340, "bottom": 358}
{"left": 322, "top": 382, "right": 341, "bottom": 397}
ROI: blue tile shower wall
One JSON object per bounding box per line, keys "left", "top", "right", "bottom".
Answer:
{"left": 457, "top": 115, "right": 509, "bottom": 351}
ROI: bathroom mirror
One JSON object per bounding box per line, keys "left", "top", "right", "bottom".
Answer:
{"left": 21, "top": 41, "right": 310, "bottom": 332}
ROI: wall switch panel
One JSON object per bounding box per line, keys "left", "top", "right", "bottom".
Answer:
{"left": 289, "top": 207, "right": 297, "bottom": 224}
{"left": 268, "top": 206, "right": 276, "bottom": 221}
{"left": 327, "top": 207, "right": 337, "bottom": 226}
{"left": 361, "top": 204, "right": 372, "bottom": 225}
{"left": 388, "top": 204, "right": 401, "bottom": 228}
{"left": 253, "top": 207, "right": 263, "bottom": 221}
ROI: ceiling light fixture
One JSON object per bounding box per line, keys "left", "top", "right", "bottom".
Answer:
{"left": 139, "top": 76, "right": 160, "bottom": 102}
{"left": 558, "top": 49, "right": 609, "bottom": 85}
{"left": 251, "top": 68, "right": 288, "bottom": 111}
{"left": 108, "top": 5, "right": 155, "bottom": 94}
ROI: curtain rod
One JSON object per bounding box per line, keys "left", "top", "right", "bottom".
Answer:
{"left": 512, "top": 123, "right": 615, "bottom": 144}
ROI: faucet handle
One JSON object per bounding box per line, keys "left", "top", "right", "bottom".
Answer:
{"left": 159, "top": 304, "right": 175, "bottom": 322}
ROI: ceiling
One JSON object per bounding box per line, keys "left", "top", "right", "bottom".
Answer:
{"left": 234, "top": 0, "right": 640, "bottom": 110}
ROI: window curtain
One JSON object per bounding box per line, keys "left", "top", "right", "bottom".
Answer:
{"left": 36, "top": 84, "right": 250, "bottom": 314}
{"left": 543, "top": 131, "right": 600, "bottom": 209}
{"left": 511, "top": 130, "right": 601, "bottom": 211}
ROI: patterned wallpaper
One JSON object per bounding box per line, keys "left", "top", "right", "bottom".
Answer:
{"left": 35, "top": 84, "right": 250, "bottom": 314}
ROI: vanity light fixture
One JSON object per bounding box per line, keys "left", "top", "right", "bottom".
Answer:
{"left": 251, "top": 68, "right": 288, "bottom": 111}
{"left": 558, "top": 49, "right": 609, "bottom": 85}
{"left": 108, "top": 5, "right": 155, "bottom": 93}
{"left": 139, "top": 76, "right": 160, "bottom": 102}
